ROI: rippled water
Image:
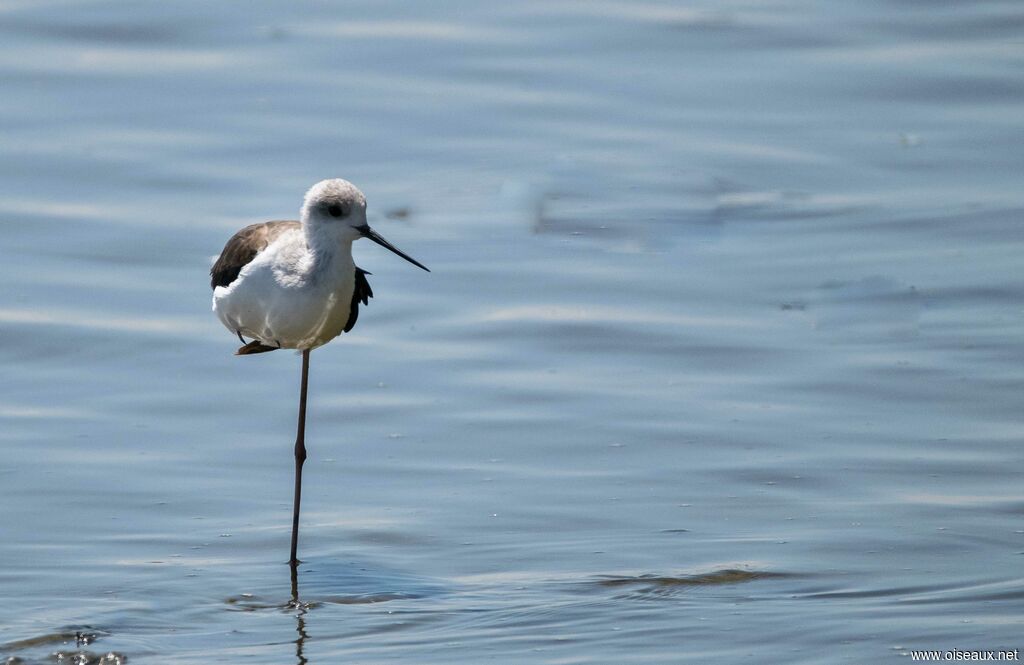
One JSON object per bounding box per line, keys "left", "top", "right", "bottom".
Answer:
{"left": 1, "top": 1, "right": 1022, "bottom": 663}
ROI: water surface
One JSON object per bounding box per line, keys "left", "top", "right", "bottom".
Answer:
{"left": 1, "top": 1, "right": 1022, "bottom": 662}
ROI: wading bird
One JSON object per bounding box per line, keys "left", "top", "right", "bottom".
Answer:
{"left": 210, "top": 179, "right": 428, "bottom": 566}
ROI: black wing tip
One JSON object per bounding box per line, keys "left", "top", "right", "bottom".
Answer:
{"left": 344, "top": 267, "right": 374, "bottom": 333}
{"left": 343, "top": 310, "right": 358, "bottom": 333}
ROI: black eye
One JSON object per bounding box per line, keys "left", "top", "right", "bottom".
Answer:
{"left": 327, "top": 204, "right": 345, "bottom": 218}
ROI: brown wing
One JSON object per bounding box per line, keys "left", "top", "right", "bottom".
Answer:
{"left": 343, "top": 268, "right": 374, "bottom": 333}
{"left": 210, "top": 220, "right": 300, "bottom": 290}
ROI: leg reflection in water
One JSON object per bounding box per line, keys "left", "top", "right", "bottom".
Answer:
{"left": 289, "top": 564, "right": 308, "bottom": 665}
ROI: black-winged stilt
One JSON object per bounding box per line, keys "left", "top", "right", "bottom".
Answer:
{"left": 210, "top": 178, "right": 428, "bottom": 566}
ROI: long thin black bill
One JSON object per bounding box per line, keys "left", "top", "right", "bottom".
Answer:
{"left": 358, "top": 225, "right": 430, "bottom": 272}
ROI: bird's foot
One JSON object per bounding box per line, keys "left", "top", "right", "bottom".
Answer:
{"left": 235, "top": 340, "right": 281, "bottom": 355}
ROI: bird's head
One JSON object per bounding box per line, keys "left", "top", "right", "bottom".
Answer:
{"left": 302, "top": 178, "right": 429, "bottom": 271}
{"left": 302, "top": 178, "right": 368, "bottom": 235}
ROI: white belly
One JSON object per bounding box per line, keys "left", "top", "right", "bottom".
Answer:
{"left": 212, "top": 240, "right": 355, "bottom": 350}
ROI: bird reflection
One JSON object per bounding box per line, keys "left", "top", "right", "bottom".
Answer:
{"left": 289, "top": 563, "right": 308, "bottom": 665}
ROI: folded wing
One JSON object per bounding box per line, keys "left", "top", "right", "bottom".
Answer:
{"left": 210, "top": 220, "right": 301, "bottom": 290}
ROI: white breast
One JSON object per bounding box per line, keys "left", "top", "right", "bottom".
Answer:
{"left": 213, "top": 230, "right": 356, "bottom": 350}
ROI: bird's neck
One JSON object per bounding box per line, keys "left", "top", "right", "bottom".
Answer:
{"left": 303, "top": 223, "right": 355, "bottom": 280}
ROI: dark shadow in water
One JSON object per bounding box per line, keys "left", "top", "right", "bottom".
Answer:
{"left": 598, "top": 568, "right": 791, "bottom": 587}
{"left": 0, "top": 627, "right": 126, "bottom": 664}
{"left": 591, "top": 569, "right": 794, "bottom": 599}
{"left": 1, "top": 628, "right": 104, "bottom": 651}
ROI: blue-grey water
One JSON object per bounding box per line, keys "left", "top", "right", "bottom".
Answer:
{"left": 1, "top": 1, "right": 1022, "bottom": 663}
